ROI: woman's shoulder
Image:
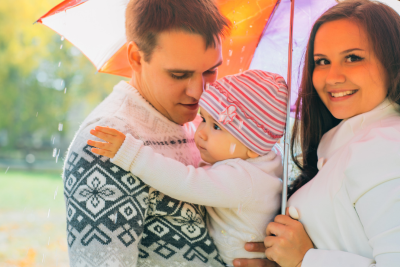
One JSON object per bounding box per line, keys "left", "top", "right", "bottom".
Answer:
{"left": 344, "top": 116, "right": 400, "bottom": 203}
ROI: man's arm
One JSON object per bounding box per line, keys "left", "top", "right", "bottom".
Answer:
{"left": 63, "top": 119, "right": 149, "bottom": 267}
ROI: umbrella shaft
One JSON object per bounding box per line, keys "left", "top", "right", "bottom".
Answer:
{"left": 282, "top": 0, "right": 295, "bottom": 215}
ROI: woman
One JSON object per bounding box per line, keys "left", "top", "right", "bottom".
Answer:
{"left": 233, "top": 0, "right": 400, "bottom": 266}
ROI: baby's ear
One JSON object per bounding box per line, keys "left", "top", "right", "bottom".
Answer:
{"left": 247, "top": 150, "right": 259, "bottom": 159}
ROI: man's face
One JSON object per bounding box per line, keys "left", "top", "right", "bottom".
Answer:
{"left": 133, "top": 30, "right": 222, "bottom": 125}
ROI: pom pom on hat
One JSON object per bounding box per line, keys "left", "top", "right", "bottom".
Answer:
{"left": 199, "top": 69, "right": 288, "bottom": 156}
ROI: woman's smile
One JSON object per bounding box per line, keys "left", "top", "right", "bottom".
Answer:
{"left": 327, "top": 89, "right": 358, "bottom": 102}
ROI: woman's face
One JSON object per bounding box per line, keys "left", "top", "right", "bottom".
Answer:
{"left": 312, "top": 19, "right": 388, "bottom": 119}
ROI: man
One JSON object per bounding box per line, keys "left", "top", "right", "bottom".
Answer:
{"left": 62, "top": 0, "right": 230, "bottom": 266}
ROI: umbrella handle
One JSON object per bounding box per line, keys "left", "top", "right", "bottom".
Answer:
{"left": 281, "top": 0, "right": 296, "bottom": 215}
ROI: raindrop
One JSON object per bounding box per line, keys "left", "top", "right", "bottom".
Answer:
{"left": 42, "top": 253, "right": 45, "bottom": 263}
{"left": 58, "top": 62, "right": 62, "bottom": 67}
{"left": 60, "top": 80, "right": 64, "bottom": 87}
{"left": 61, "top": 36, "right": 64, "bottom": 41}
{"left": 237, "top": 203, "right": 243, "bottom": 215}
{"left": 54, "top": 186, "right": 58, "bottom": 200}
{"left": 36, "top": 112, "right": 38, "bottom": 117}
{"left": 114, "top": 212, "right": 118, "bottom": 224}
{"left": 233, "top": 21, "right": 236, "bottom": 25}
{"left": 230, "top": 143, "right": 236, "bottom": 154}
{"left": 52, "top": 136, "right": 55, "bottom": 144}
{"left": 230, "top": 39, "right": 233, "bottom": 45}
{"left": 58, "top": 123, "right": 63, "bottom": 131}
{"left": 242, "top": 46, "right": 246, "bottom": 53}
{"left": 239, "top": 69, "right": 243, "bottom": 73}
{"left": 240, "top": 57, "right": 244, "bottom": 63}
{"left": 226, "top": 60, "right": 230, "bottom": 66}
{"left": 5, "top": 166, "right": 9, "bottom": 174}
{"left": 47, "top": 208, "right": 51, "bottom": 218}
{"left": 64, "top": 87, "right": 67, "bottom": 94}
{"left": 60, "top": 45, "right": 63, "bottom": 49}
{"left": 47, "top": 237, "right": 50, "bottom": 246}
{"left": 205, "top": 83, "right": 210, "bottom": 91}
{"left": 52, "top": 148, "right": 57, "bottom": 157}
{"left": 229, "top": 50, "right": 233, "bottom": 57}
{"left": 56, "top": 149, "right": 60, "bottom": 163}
{"left": 250, "top": 25, "right": 253, "bottom": 28}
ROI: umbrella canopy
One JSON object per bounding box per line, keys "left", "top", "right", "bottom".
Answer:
{"left": 37, "top": 0, "right": 280, "bottom": 78}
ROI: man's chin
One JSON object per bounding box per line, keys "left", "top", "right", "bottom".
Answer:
{"left": 172, "top": 112, "right": 198, "bottom": 125}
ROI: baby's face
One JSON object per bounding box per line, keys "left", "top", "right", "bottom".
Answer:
{"left": 194, "top": 108, "right": 251, "bottom": 164}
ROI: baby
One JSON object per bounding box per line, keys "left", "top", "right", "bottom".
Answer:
{"left": 88, "top": 70, "right": 288, "bottom": 266}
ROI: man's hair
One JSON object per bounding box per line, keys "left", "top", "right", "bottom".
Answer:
{"left": 125, "top": 0, "right": 231, "bottom": 62}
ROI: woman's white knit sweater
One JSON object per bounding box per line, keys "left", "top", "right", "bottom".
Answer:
{"left": 112, "top": 133, "right": 283, "bottom": 265}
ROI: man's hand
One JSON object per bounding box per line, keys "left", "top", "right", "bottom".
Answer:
{"left": 233, "top": 243, "right": 279, "bottom": 267}
{"left": 87, "top": 126, "right": 126, "bottom": 158}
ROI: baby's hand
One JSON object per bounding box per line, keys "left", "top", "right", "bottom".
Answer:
{"left": 87, "top": 126, "right": 126, "bottom": 158}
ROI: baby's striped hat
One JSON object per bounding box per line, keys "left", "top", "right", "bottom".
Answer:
{"left": 199, "top": 70, "right": 288, "bottom": 155}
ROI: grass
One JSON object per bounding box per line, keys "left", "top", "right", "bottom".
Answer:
{"left": 0, "top": 169, "right": 65, "bottom": 211}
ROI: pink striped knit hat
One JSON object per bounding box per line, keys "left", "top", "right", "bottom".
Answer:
{"left": 199, "top": 70, "right": 288, "bottom": 156}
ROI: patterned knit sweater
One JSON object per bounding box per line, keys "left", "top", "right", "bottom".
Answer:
{"left": 62, "top": 81, "right": 224, "bottom": 267}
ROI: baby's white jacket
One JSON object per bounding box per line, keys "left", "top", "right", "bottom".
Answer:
{"left": 112, "top": 134, "right": 283, "bottom": 266}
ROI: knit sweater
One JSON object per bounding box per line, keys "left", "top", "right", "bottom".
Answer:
{"left": 62, "top": 81, "right": 224, "bottom": 267}
{"left": 112, "top": 133, "right": 283, "bottom": 266}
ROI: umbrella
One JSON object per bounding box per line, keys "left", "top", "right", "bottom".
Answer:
{"left": 35, "top": 0, "right": 337, "bottom": 215}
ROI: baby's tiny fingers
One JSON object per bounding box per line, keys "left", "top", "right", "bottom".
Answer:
{"left": 88, "top": 140, "right": 111, "bottom": 150}
{"left": 91, "top": 148, "right": 115, "bottom": 158}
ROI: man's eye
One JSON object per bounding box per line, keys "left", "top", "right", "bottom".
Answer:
{"left": 345, "top": 54, "right": 364, "bottom": 63}
{"left": 170, "top": 73, "right": 189, "bottom": 80}
{"left": 213, "top": 124, "right": 221, "bottom": 130}
{"left": 315, "top": 58, "right": 330, "bottom": 66}
{"left": 204, "top": 69, "right": 217, "bottom": 75}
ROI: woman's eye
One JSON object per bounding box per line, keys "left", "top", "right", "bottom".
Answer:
{"left": 315, "top": 58, "right": 330, "bottom": 66}
{"left": 213, "top": 124, "right": 221, "bottom": 130}
{"left": 345, "top": 54, "right": 364, "bottom": 63}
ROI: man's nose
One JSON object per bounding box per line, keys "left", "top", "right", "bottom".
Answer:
{"left": 186, "top": 76, "right": 204, "bottom": 101}
{"left": 326, "top": 62, "right": 346, "bottom": 86}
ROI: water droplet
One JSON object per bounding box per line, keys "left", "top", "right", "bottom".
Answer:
{"left": 52, "top": 148, "right": 57, "bottom": 157}
{"left": 226, "top": 60, "right": 230, "bottom": 66}
{"left": 54, "top": 186, "right": 58, "bottom": 200}
{"left": 205, "top": 83, "right": 210, "bottom": 91}
{"left": 5, "top": 166, "right": 9, "bottom": 174}
{"left": 229, "top": 50, "right": 233, "bottom": 57}
{"left": 56, "top": 149, "right": 60, "bottom": 163}
{"left": 230, "top": 143, "right": 236, "bottom": 154}
{"left": 52, "top": 136, "right": 55, "bottom": 144}
{"left": 250, "top": 25, "right": 253, "bottom": 28}
{"left": 36, "top": 112, "right": 38, "bottom": 117}
{"left": 42, "top": 253, "right": 45, "bottom": 263}
{"left": 64, "top": 87, "right": 67, "bottom": 94}
{"left": 61, "top": 36, "right": 64, "bottom": 41}
{"left": 230, "top": 39, "right": 233, "bottom": 45}
{"left": 58, "top": 62, "right": 61, "bottom": 67}
{"left": 58, "top": 123, "right": 63, "bottom": 131}
{"left": 233, "top": 21, "right": 236, "bottom": 25}
{"left": 47, "top": 237, "right": 50, "bottom": 246}
{"left": 60, "top": 45, "right": 63, "bottom": 49}
{"left": 60, "top": 80, "right": 64, "bottom": 87}
{"left": 221, "top": 230, "right": 226, "bottom": 235}
{"left": 47, "top": 208, "right": 51, "bottom": 218}
{"left": 239, "top": 69, "right": 243, "bottom": 73}
{"left": 239, "top": 120, "right": 244, "bottom": 130}
{"left": 242, "top": 46, "right": 246, "bottom": 53}
{"left": 240, "top": 57, "right": 244, "bottom": 63}
{"left": 237, "top": 203, "right": 243, "bottom": 215}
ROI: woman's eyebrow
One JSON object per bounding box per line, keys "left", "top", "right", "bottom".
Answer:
{"left": 314, "top": 48, "right": 365, "bottom": 57}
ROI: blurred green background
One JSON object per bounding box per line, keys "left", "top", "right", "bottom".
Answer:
{"left": 0, "top": 0, "right": 125, "bottom": 265}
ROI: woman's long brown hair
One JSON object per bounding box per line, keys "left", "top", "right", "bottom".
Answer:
{"left": 289, "top": 0, "right": 400, "bottom": 197}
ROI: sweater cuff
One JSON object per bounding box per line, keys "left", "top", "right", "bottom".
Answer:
{"left": 111, "top": 134, "right": 143, "bottom": 171}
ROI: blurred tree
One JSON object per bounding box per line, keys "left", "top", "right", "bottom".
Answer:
{"left": 0, "top": 0, "right": 124, "bottom": 159}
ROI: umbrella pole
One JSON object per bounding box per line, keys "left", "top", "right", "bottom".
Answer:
{"left": 281, "top": 0, "right": 295, "bottom": 215}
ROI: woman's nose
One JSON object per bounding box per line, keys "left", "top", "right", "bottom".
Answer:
{"left": 325, "top": 63, "right": 346, "bottom": 86}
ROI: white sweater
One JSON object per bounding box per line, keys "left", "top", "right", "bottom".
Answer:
{"left": 112, "top": 134, "right": 283, "bottom": 266}
{"left": 288, "top": 99, "right": 400, "bottom": 267}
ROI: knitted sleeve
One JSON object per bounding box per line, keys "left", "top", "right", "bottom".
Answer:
{"left": 62, "top": 116, "right": 149, "bottom": 267}
{"left": 112, "top": 134, "right": 260, "bottom": 208}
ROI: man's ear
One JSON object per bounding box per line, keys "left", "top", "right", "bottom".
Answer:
{"left": 127, "top": 41, "right": 142, "bottom": 73}
{"left": 247, "top": 150, "right": 259, "bottom": 159}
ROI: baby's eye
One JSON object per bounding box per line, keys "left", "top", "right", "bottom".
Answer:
{"left": 201, "top": 116, "right": 206, "bottom": 123}
{"left": 213, "top": 124, "right": 221, "bottom": 130}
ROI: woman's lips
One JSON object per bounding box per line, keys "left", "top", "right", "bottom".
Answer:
{"left": 181, "top": 103, "right": 199, "bottom": 111}
{"left": 328, "top": 89, "right": 358, "bottom": 102}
